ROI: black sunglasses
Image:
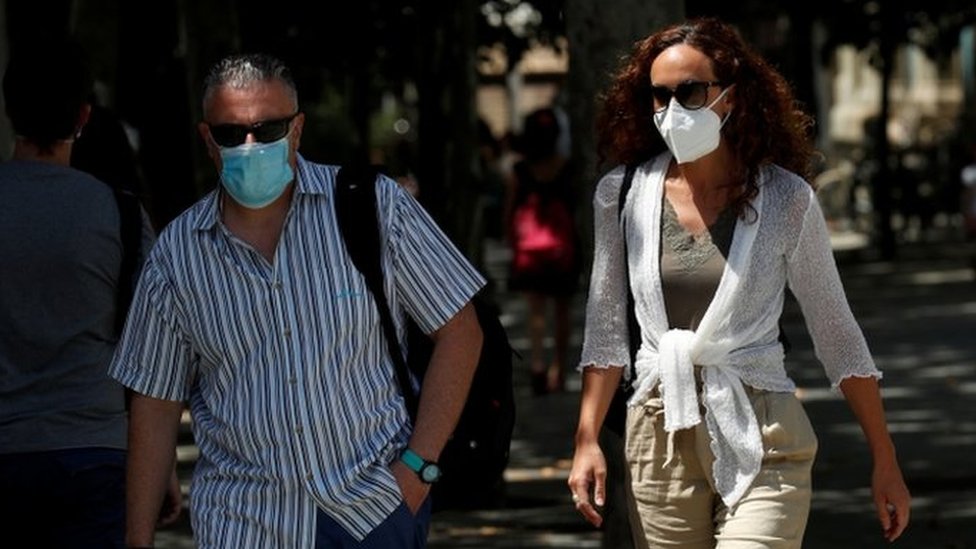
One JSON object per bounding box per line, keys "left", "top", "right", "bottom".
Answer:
{"left": 650, "top": 81, "right": 725, "bottom": 112}
{"left": 208, "top": 114, "right": 298, "bottom": 148}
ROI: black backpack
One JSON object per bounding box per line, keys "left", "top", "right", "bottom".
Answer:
{"left": 334, "top": 165, "right": 517, "bottom": 511}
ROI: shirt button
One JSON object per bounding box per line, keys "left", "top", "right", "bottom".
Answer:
{"left": 283, "top": 327, "right": 292, "bottom": 337}
{"left": 295, "top": 426, "right": 303, "bottom": 434}
{"left": 306, "top": 473, "right": 314, "bottom": 481}
{"left": 273, "top": 281, "right": 282, "bottom": 290}
{"left": 288, "top": 377, "right": 297, "bottom": 385}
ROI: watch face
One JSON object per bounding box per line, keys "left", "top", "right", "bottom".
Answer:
{"left": 420, "top": 463, "right": 442, "bottom": 483}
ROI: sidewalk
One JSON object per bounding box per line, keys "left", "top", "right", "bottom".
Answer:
{"left": 155, "top": 233, "right": 976, "bottom": 548}
{"left": 436, "top": 235, "right": 976, "bottom": 548}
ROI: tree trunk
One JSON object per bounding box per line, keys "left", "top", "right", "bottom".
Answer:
{"left": 116, "top": 0, "right": 198, "bottom": 229}
{"left": 565, "top": 0, "right": 684, "bottom": 270}
{"left": 415, "top": 0, "right": 479, "bottom": 250}
{"left": 565, "top": 5, "right": 684, "bottom": 546}
{"left": 873, "top": 0, "right": 898, "bottom": 260}
{"left": 0, "top": 0, "right": 13, "bottom": 160}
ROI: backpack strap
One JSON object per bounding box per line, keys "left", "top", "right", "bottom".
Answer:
{"left": 618, "top": 163, "right": 639, "bottom": 390}
{"left": 114, "top": 188, "right": 143, "bottom": 335}
{"left": 334, "top": 165, "right": 419, "bottom": 423}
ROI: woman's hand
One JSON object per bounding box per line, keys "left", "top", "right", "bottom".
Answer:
{"left": 567, "top": 439, "right": 608, "bottom": 528}
{"left": 872, "top": 458, "right": 911, "bottom": 542}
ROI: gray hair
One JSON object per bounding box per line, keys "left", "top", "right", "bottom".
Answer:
{"left": 202, "top": 53, "right": 298, "bottom": 115}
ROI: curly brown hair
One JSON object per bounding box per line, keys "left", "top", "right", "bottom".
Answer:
{"left": 596, "top": 17, "right": 816, "bottom": 216}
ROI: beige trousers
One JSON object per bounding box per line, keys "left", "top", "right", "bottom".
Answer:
{"left": 625, "top": 385, "right": 818, "bottom": 549}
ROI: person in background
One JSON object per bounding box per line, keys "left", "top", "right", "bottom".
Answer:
{"left": 960, "top": 143, "right": 976, "bottom": 278}
{"left": 504, "top": 107, "right": 581, "bottom": 395}
{"left": 476, "top": 118, "right": 507, "bottom": 242}
{"left": 568, "top": 17, "right": 910, "bottom": 547}
{"left": 72, "top": 92, "right": 156, "bottom": 227}
{"left": 111, "top": 52, "right": 484, "bottom": 548}
{"left": 0, "top": 35, "right": 173, "bottom": 547}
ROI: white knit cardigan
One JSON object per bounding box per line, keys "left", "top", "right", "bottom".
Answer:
{"left": 579, "top": 152, "right": 881, "bottom": 507}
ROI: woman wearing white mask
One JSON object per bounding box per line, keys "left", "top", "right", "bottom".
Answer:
{"left": 567, "top": 17, "right": 910, "bottom": 547}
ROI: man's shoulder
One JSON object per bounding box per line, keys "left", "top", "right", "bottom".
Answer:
{"left": 295, "top": 155, "right": 340, "bottom": 194}
{"left": 153, "top": 191, "right": 218, "bottom": 244}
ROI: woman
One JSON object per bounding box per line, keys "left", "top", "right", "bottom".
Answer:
{"left": 505, "top": 107, "right": 580, "bottom": 395}
{"left": 567, "top": 17, "right": 910, "bottom": 547}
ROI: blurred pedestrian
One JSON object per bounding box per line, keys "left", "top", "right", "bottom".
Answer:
{"left": 475, "top": 118, "right": 507, "bottom": 242}
{"left": 504, "top": 107, "right": 581, "bottom": 395}
{"left": 0, "top": 35, "right": 169, "bottom": 548}
{"left": 961, "top": 143, "right": 976, "bottom": 278}
{"left": 567, "top": 17, "right": 910, "bottom": 546}
{"left": 961, "top": 144, "right": 976, "bottom": 239}
{"left": 72, "top": 93, "right": 157, "bottom": 227}
{"left": 110, "top": 52, "right": 485, "bottom": 547}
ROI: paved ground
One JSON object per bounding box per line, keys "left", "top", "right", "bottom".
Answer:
{"left": 154, "top": 232, "right": 976, "bottom": 548}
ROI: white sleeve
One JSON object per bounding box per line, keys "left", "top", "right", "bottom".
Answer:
{"left": 786, "top": 190, "right": 881, "bottom": 387}
{"left": 578, "top": 166, "right": 631, "bottom": 372}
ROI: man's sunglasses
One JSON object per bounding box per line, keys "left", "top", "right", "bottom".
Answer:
{"left": 650, "top": 81, "right": 725, "bottom": 112}
{"left": 207, "top": 114, "right": 298, "bottom": 148}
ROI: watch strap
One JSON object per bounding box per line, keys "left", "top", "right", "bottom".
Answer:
{"left": 399, "top": 448, "right": 426, "bottom": 473}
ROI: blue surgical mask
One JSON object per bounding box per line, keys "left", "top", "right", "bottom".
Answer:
{"left": 219, "top": 136, "right": 294, "bottom": 209}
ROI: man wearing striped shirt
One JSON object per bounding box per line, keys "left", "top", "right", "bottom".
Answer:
{"left": 110, "top": 53, "right": 485, "bottom": 548}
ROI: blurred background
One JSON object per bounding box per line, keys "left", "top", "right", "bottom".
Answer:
{"left": 1, "top": 0, "right": 975, "bottom": 263}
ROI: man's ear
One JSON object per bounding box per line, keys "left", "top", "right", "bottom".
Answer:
{"left": 198, "top": 122, "right": 220, "bottom": 161}
{"left": 291, "top": 112, "right": 305, "bottom": 146}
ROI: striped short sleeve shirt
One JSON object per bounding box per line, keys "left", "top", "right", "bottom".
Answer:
{"left": 109, "top": 155, "right": 485, "bottom": 546}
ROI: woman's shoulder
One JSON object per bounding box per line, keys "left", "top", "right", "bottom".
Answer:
{"left": 594, "top": 153, "right": 668, "bottom": 201}
{"left": 761, "top": 163, "right": 816, "bottom": 202}
{"left": 758, "top": 163, "right": 819, "bottom": 229}
{"left": 762, "top": 163, "right": 812, "bottom": 189}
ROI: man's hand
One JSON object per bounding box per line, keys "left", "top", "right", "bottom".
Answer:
{"left": 157, "top": 466, "right": 183, "bottom": 527}
{"left": 391, "top": 460, "right": 431, "bottom": 515}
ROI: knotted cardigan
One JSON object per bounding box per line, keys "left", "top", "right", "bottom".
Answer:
{"left": 579, "top": 152, "right": 881, "bottom": 507}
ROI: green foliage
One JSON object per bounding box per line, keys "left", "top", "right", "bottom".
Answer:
{"left": 478, "top": 0, "right": 566, "bottom": 70}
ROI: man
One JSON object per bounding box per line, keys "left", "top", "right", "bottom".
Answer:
{"left": 111, "top": 53, "right": 485, "bottom": 547}
{"left": 0, "top": 36, "right": 166, "bottom": 547}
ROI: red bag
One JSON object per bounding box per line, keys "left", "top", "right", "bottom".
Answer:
{"left": 511, "top": 192, "right": 576, "bottom": 275}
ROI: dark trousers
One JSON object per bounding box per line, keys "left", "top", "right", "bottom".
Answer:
{"left": 315, "top": 497, "right": 432, "bottom": 548}
{"left": 0, "top": 447, "right": 126, "bottom": 549}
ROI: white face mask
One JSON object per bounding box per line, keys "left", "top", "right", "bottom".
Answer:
{"left": 653, "top": 87, "right": 731, "bottom": 164}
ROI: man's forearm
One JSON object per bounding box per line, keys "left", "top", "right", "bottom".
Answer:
{"left": 408, "top": 302, "right": 483, "bottom": 460}
{"left": 126, "top": 393, "right": 184, "bottom": 546}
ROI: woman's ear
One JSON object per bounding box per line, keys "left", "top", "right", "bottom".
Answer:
{"left": 720, "top": 84, "right": 736, "bottom": 116}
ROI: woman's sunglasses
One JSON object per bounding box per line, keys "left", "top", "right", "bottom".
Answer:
{"left": 650, "top": 81, "right": 725, "bottom": 112}
{"left": 208, "top": 114, "right": 298, "bottom": 148}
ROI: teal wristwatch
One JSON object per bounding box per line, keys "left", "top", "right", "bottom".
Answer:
{"left": 400, "top": 448, "right": 442, "bottom": 483}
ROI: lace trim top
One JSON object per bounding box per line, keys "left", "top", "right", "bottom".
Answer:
{"left": 660, "top": 196, "right": 735, "bottom": 330}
